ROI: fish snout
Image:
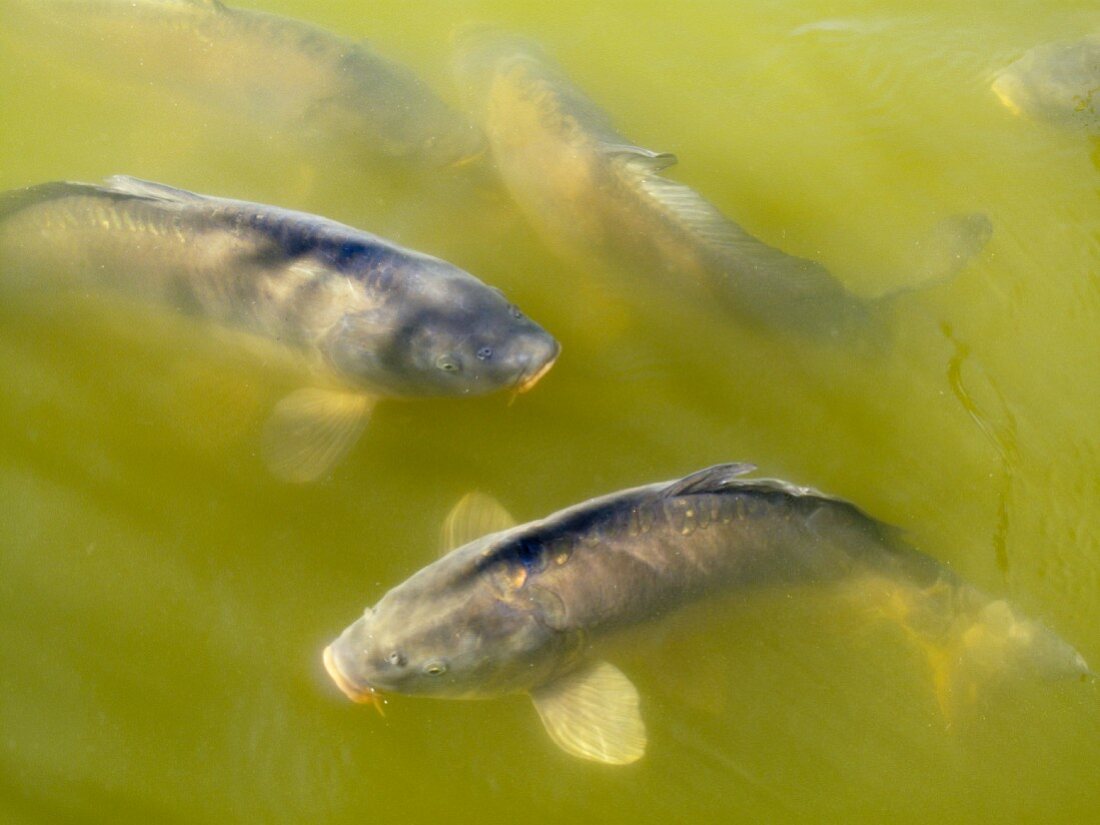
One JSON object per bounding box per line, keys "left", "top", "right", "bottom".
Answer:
{"left": 514, "top": 336, "right": 561, "bottom": 394}
{"left": 323, "top": 644, "right": 387, "bottom": 714}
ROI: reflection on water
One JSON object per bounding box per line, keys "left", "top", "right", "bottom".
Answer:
{"left": 1, "top": 0, "right": 1098, "bottom": 823}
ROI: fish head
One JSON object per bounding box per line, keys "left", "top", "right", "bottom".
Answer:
{"left": 450, "top": 26, "right": 554, "bottom": 127}
{"left": 991, "top": 36, "right": 1100, "bottom": 132}
{"left": 326, "top": 261, "right": 559, "bottom": 397}
{"left": 325, "top": 535, "right": 573, "bottom": 702}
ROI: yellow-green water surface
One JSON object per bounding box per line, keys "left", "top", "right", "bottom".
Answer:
{"left": 1, "top": 1, "right": 1098, "bottom": 822}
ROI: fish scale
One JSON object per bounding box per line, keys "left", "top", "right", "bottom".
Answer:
{"left": 453, "top": 28, "right": 994, "bottom": 340}
{"left": 8, "top": 0, "right": 484, "bottom": 165}
{"left": 326, "top": 463, "right": 1089, "bottom": 765}
{"left": 0, "top": 175, "right": 560, "bottom": 481}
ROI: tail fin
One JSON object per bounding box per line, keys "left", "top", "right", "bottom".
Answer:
{"left": 843, "top": 568, "right": 1090, "bottom": 717}
{"left": 873, "top": 212, "right": 994, "bottom": 304}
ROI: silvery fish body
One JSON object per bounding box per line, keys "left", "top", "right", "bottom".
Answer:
{"left": 992, "top": 33, "right": 1100, "bottom": 135}
{"left": 3, "top": 0, "right": 482, "bottom": 165}
{"left": 0, "top": 176, "right": 559, "bottom": 480}
{"left": 326, "top": 464, "right": 1089, "bottom": 764}
{"left": 453, "top": 30, "right": 991, "bottom": 339}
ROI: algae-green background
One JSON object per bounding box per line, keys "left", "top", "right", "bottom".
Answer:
{"left": 1, "top": 1, "right": 1097, "bottom": 822}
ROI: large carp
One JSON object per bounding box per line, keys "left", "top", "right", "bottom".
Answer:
{"left": 453, "top": 29, "right": 992, "bottom": 339}
{"left": 2, "top": 0, "right": 483, "bottom": 166}
{"left": 0, "top": 176, "right": 559, "bottom": 481}
{"left": 325, "top": 463, "right": 1089, "bottom": 764}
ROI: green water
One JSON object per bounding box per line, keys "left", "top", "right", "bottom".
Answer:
{"left": 1, "top": 1, "right": 1098, "bottom": 822}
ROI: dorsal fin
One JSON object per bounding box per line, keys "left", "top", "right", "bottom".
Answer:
{"left": 731, "top": 476, "right": 830, "bottom": 500}
{"left": 614, "top": 159, "right": 861, "bottom": 322}
{"left": 685, "top": 472, "right": 862, "bottom": 509}
{"left": 103, "top": 176, "right": 207, "bottom": 204}
{"left": 602, "top": 143, "right": 678, "bottom": 173}
{"left": 661, "top": 463, "right": 756, "bottom": 497}
{"left": 633, "top": 170, "right": 838, "bottom": 284}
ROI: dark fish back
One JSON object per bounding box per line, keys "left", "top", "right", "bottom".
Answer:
{"left": 217, "top": 203, "right": 401, "bottom": 281}
{"left": 487, "top": 465, "right": 950, "bottom": 636}
{"left": 650, "top": 466, "right": 945, "bottom": 590}
{"left": 0, "top": 178, "right": 373, "bottom": 346}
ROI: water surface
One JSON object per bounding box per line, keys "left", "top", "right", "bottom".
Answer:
{"left": 1, "top": 1, "right": 1098, "bottom": 822}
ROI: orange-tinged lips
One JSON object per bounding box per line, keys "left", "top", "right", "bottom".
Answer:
{"left": 515, "top": 351, "right": 559, "bottom": 394}
{"left": 323, "top": 645, "right": 386, "bottom": 715}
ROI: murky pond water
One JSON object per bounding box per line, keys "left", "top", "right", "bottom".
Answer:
{"left": 1, "top": 1, "right": 1098, "bottom": 822}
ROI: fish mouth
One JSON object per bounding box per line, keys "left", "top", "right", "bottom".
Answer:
{"left": 515, "top": 349, "right": 559, "bottom": 394}
{"left": 323, "top": 645, "right": 386, "bottom": 715}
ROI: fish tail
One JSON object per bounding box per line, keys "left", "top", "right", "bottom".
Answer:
{"left": 843, "top": 564, "right": 1090, "bottom": 718}
{"left": 872, "top": 212, "right": 994, "bottom": 307}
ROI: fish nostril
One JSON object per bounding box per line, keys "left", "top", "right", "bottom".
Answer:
{"left": 387, "top": 650, "right": 407, "bottom": 667}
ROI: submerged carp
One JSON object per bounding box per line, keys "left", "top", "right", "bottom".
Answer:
{"left": 325, "top": 463, "right": 1089, "bottom": 764}
{"left": 0, "top": 176, "right": 559, "bottom": 481}
{"left": 992, "top": 33, "right": 1100, "bottom": 135}
{"left": 3, "top": 0, "right": 482, "bottom": 166}
{"left": 453, "top": 30, "right": 992, "bottom": 339}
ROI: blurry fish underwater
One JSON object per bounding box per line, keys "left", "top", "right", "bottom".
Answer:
{"left": 1, "top": 0, "right": 483, "bottom": 167}
{"left": 0, "top": 176, "right": 560, "bottom": 482}
{"left": 452, "top": 28, "right": 993, "bottom": 340}
{"left": 325, "top": 463, "right": 1089, "bottom": 764}
{"left": 992, "top": 32, "right": 1100, "bottom": 136}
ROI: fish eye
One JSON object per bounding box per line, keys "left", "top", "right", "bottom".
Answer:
{"left": 424, "top": 661, "right": 448, "bottom": 676}
{"left": 435, "top": 354, "right": 461, "bottom": 373}
{"left": 507, "top": 305, "right": 523, "bottom": 320}
{"left": 476, "top": 346, "right": 493, "bottom": 361}
{"left": 387, "top": 650, "right": 407, "bottom": 668}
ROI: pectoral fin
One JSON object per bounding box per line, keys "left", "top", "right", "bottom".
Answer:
{"left": 440, "top": 492, "right": 517, "bottom": 552}
{"left": 530, "top": 660, "right": 646, "bottom": 765}
{"left": 261, "top": 388, "right": 374, "bottom": 483}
